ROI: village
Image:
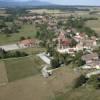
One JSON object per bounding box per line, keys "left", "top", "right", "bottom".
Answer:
{"left": 0, "top": 12, "right": 100, "bottom": 78}
{"left": 0, "top": 7, "right": 100, "bottom": 100}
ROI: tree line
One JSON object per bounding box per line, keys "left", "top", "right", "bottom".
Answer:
{"left": 0, "top": 48, "right": 28, "bottom": 59}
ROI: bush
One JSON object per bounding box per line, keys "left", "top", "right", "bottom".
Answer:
{"left": 0, "top": 48, "right": 28, "bottom": 59}
{"left": 51, "top": 58, "right": 60, "bottom": 69}
{"left": 87, "top": 75, "right": 100, "bottom": 89}
{"left": 20, "top": 36, "right": 26, "bottom": 41}
{"left": 73, "top": 75, "right": 87, "bottom": 88}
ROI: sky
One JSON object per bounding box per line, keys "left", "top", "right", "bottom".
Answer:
{"left": 40, "top": 0, "right": 100, "bottom": 5}
{"left": 0, "top": 0, "right": 100, "bottom": 6}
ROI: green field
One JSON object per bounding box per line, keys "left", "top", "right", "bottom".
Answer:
{"left": 0, "top": 24, "right": 37, "bottom": 45}
{"left": 4, "top": 55, "right": 44, "bottom": 82}
{"left": 85, "top": 17, "right": 100, "bottom": 36}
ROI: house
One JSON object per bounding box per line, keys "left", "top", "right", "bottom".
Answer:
{"left": 57, "top": 31, "right": 71, "bottom": 49}
{"left": 82, "top": 53, "right": 99, "bottom": 64}
{"left": 81, "top": 53, "right": 100, "bottom": 69}
{"left": 83, "top": 39, "right": 97, "bottom": 50}
{"left": 74, "top": 32, "right": 97, "bottom": 51}
{"left": 73, "top": 32, "right": 87, "bottom": 42}
{"left": 18, "top": 39, "right": 39, "bottom": 48}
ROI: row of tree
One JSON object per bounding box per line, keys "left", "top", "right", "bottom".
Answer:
{"left": 73, "top": 74, "right": 100, "bottom": 89}
{"left": 0, "top": 20, "right": 21, "bottom": 36}
{"left": 0, "top": 48, "right": 28, "bottom": 59}
{"left": 49, "top": 48, "right": 85, "bottom": 69}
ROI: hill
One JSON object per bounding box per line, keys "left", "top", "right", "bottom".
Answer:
{"left": 0, "top": 0, "right": 52, "bottom": 7}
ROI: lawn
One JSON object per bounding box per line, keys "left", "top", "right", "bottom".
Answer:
{"left": 0, "top": 24, "right": 37, "bottom": 45}
{"left": 4, "top": 55, "right": 44, "bottom": 82}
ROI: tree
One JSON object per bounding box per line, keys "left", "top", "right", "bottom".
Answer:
{"left": 73, "top": 51, "right": 84, "bottom": 66}
{"left": 51, "top": 58, "right": 60, "bottom": 69}
{"left": 20, "top": 36, "right": 26, "bottom": 41}
{"left": 64, "top": 54, "right": 73, "bottom": 65}
{"left": 0, "top": 20, "right": 6, "bottom": 28}
{"left": 36, "top": 31, "right": 40, "bottom": 38}
{"left": 73, "top": 75, "right": 87, "bottom": 88}
{"left": 87, "top": 75, "right": 100, "bottom": 89}
{"left": 70, "top": 39, "right": 77, "bottom": 47}
{"left": 0, "top": 48, "right": 7, "bottom": 58}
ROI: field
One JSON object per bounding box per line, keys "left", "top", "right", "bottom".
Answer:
{"left": 0, "top": 47, "right": 45, "bottom": 83}
{"left": 0, "top": 57, "right": 100, "bottom": 100}
{"left": 53, "top": 86, "right": 100, "bottom": 100}
{"left": 0, "top": 24, "right": 37, "bottom": 45}
{"left": 0, "top": 61, "right": 8, "bottom": 86}
{"left": 29, "top": 9, "right": 64, "bottom": 14}
{"left": 0, "top": 65, "right": 80, "bottom": 100}
{"left": 3, "top": 55, "right": 44, "bottom": 82}
{"left": 19, "top": 47, "right": 46, "bottom": 55}
{"left": 0, "top": 9, "right": 9, "bottom": 16}
{"left": 85, "top": 17, "right": 100, "bottom": 36}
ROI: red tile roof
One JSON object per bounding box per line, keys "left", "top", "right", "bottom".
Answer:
{"left": 20, "top": 39, "right": 33, "bottom": 45}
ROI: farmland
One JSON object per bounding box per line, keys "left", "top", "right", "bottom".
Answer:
{"left": 0, "top": 24, "right": 37, "bottom": 45}
{"left": 4, "top": 55, "right": 44, "bottom": 82}
{"left": 86, "top": 17, "right": 100, "bottom": 36}
{"left": 0, "top": 64, "right": 80, "bottom": 100}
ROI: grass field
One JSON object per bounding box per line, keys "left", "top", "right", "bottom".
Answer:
{"left": 53, "top": 86, "right": 100, "bottom": 100}
{"left": 0, "top": 65, "right": 80, "bottom": 100}
{"left": 0, "top": 9, "right": 9, "bottom": 16}
{"left": 19, "top": 47, "right": 46, "bottom": 54}
{"left": 0, "top": 24, "right": 37, "bottom": 45}
{"left": 0, "top": 61, "right": 8, "bottom": 85}
{"left": 85, "top": 17, "right": 100, "bottom": 36}
{"left": 4, "top": 55, "right": 44, "bottom": 82}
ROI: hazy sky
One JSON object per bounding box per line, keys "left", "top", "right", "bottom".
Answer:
{"left": 1, "top": 0, "right": 100, "bottom": 6}
{"left": 40, "top": 0, "right": 100, "bottom": 5}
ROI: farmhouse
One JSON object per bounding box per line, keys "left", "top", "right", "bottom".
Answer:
{"left": 18, "top": 39, "right": 39, "bottom": 48}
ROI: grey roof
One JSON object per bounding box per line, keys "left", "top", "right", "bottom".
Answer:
{"left": 82, "top": 53, "right": 99, "bottom": 61}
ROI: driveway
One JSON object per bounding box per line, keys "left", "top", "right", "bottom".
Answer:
{"left": 37, "top": 52, "right": 50, "bottom": 65}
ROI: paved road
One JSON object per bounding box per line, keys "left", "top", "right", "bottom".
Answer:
{"left": 37, "top": 52, "right": 52, "bottom": 77}
{"left": 86, "top": 70, "right": 100, "bottom": 78}
{"left": 0, "top": 44, "right": 19, "bottom": 51}
{"left": 37, "top": 52, "right": 50, "bottom": 65}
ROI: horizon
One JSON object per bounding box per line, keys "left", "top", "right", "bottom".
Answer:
{"left": 0, "top": 0, "right": 100, "bottom": 6}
